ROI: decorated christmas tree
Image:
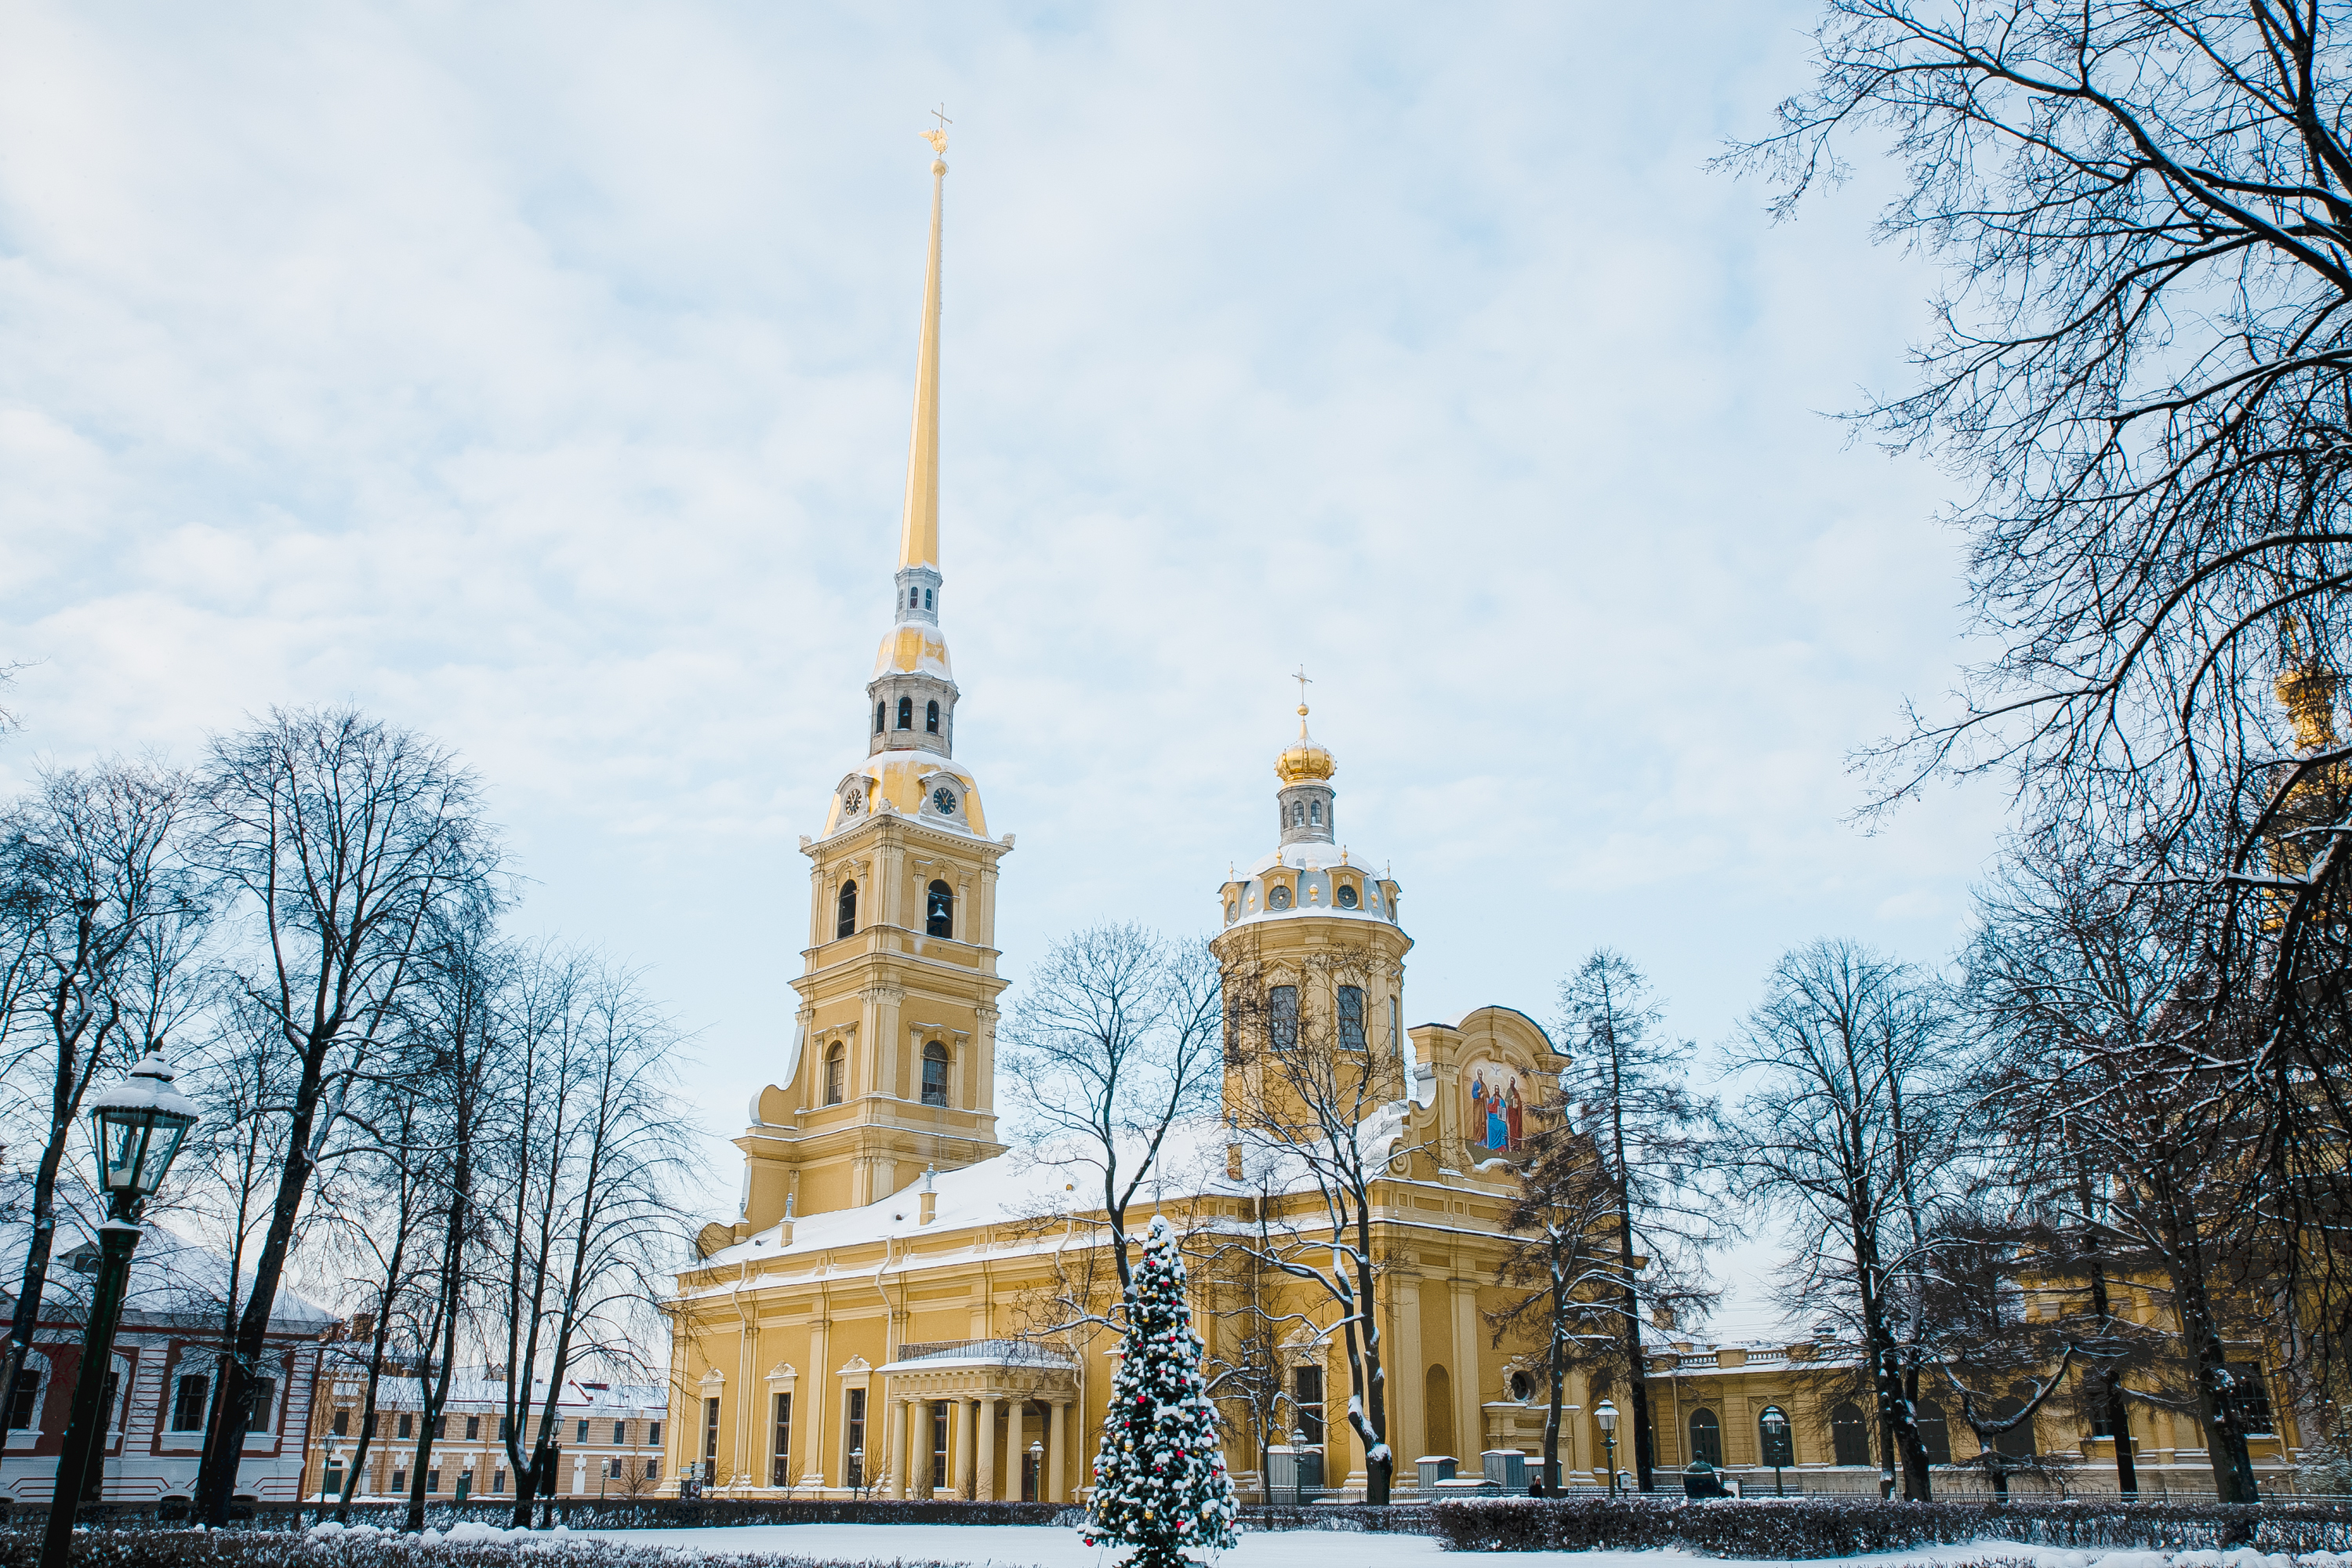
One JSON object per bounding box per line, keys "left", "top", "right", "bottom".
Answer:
{"left": 1085, "top": 1215, "right": 1240, "bottom": 1568}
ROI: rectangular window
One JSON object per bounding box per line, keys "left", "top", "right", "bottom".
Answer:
{"left": 248, "top": 1377, "right": 276, "bottom": 1432}
{"left": 647, "top": 1458, "right": 659, "bottom": 1481}
{"left": 703, "top": 1396, "right": 720, "bottom": 1484}
{"left": 427, "top": 1468, "right": 441, "bottom": 1494}
{"left": 397, "top": 1412, "right": 413, "bottom": 1440}
{"left": 171, "top": 1374, "right": 208, "bottom": 1432}
{"left": 324, "top": 1463, "right": 343, "bottom": 1497}
{"left": 1389, "top": 996, "right": 1399, "bottom": 1058}
{"left": 614, "top": 1420, "right": 627, "bottom": 1446}
{"left": 100, "top": 1370, "right": 119, "bottom": 1434}
{"left": 9, "top": 1371, "right": 40, "bottom": 1430}
{"left": 771, "top": 1392, "right": 792, "bottom": 1486}
{"left": 332, "top": 1410, "right": 350, "bottom": 1438}
{"left": 365, "top": 1411, "right": 377, "bottom": 1439}
{"left": 435, "top": 1414, "right": 447, "bottom": 1439}
{"left": 1338, "top": 985, "right": 1366, "bottom": 1050}
{"left": 648, "top": 1419, "right": 662, "bottom": 1446}
{"left": 843, "top": 1389, "right": 866, "bottom": 1487}
{"left": 466, "top": 1415, "right": 481, "bottom": 1440}
{"left": 499, "top": 1416, "right": 511, "bottom": 1441}
{"left": 1269, "top": 985, "right": 1299, "bottom": 1051}
{"left": 577, "top": 1417, "right": 590, "bottom": 1444}
{"left": 1294, "top": 1366, "right": 1325, "bottom": 1446}
{"left": 392, "top": 1468, "right": 406, "bottom": 1492}
{"left": 932, "top": 1402, "right": 949, "bottom": 1487}
{"left": 493, "top": 1468, "right": 506, "bottom": 1494}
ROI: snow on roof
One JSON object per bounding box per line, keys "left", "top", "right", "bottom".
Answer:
{"left": 0, "top": 1174, "right": 331, "bottom": 1333}
{"left": 690, "top": 1115, "right": 1426, "bottom": 1282}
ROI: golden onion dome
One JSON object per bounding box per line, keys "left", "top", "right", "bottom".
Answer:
{"left": 1276, "top": 706, "right": 1336, "bottom": 784}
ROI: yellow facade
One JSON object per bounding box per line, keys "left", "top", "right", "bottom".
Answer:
{"left": 662, "top": 135, "right": 1584, "bottom": 1503}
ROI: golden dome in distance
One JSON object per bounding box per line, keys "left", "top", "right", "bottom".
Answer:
{"left": 1276, "top": 669, "right": 1335, "bottom": 783}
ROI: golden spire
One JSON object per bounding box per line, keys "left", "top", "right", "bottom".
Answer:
{"left": 2278, "top": 612, "right": 2342, "bottom": 754}
{"left": 898, "top": 116, "right": 949, "bottom": 572}
{"left": 1276, "top": 667, "right": 1336, "bottom": 783}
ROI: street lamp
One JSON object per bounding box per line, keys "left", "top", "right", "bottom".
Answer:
{"left": 1594, "top": 1399, "right": 1619, "bottom": 1499}
{"left": 1759, "top": 1406, "right": 1790, "bottom": 1497}
{"left": 41, "top": 1046, "right": 198, "bottom": 1568}
{"left": 850, "top": 1446, "right": 865, "bottom": 1501}
{"left": 1028, "top": 1438, "right": 1042, "bottom": 1502}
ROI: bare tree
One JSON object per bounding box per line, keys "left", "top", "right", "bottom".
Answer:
{"left": 1720, "top": 939, "right": 1965, "bottom": 1501}
{"left": 1000, "top": 924, "right": 1223, "bottom": 1291}
{"left": 394, "top": 912, "right": 503, "bottom": 1534}
{"left": 1557, "top": 949, "right": 1716, "bottom": 1492}
{"left": 0, "top": 761, "right": 205, "bottom": 1445}
{"left": 1221, "top": 935, "right": 1413, "bottom": 1505}
{"left": 317, "top": 1083, "right": 435, "bottom": 1519}
{"left": 1729, "top": 5, "right": 2352, "bottom": 1401}
{"left": 189, "top": 708, "right": 494, "bottom": 1524}
{"left": 1965, "top": 846, "right": 2269, "bottom": 1504}
{"left": 1486, "top": 1120, "right": 1624, "bottom": 1492}
{"left": 490, "top": 948, "right": 695, "bottom": 1526}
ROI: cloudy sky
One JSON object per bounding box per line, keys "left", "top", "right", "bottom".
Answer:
{"left": 2, "top": 3, "right": 2001, "bottom": 1327}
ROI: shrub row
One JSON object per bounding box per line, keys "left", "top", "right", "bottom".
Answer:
{"left": 0, "top": 1524, "right": 967, "bottom": 1568}
{"left": 1432, "top": 1496, "right": 2352, "bottom": 1557}
{"left": 9, "top": 1497, "right": 1083, "bottom": 1534}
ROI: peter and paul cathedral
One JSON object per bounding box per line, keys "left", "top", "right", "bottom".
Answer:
{"left": 661, "top": 132, "right": 1771, "bottom": 1504}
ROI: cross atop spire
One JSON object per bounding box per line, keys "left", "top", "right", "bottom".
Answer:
{"left": 1293, "top": 666, "right": 1312, "bottom": 733}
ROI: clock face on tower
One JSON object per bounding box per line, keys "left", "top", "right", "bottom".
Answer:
{"left": 932, "top": 787, "right": 957, "bottom": 816}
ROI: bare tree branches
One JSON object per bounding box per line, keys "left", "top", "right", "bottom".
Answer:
{"left": 1720, "top": 939, "right": 1966, "bottom": 1501}
{"left": 1000, "top": 924, "right": 1222, "bottom": 1290}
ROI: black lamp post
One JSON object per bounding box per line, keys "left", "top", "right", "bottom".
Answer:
{"left": 1595, "top": 1399, "right": 1619, "bottom": 1498}
{"left": 41, "top": 1046, "right": 198, "bottom": 1568}
{"left": 1760, "top": 1405, "right": 1790, "bottom": 1497}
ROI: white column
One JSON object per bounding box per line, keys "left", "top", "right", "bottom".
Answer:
{"left": 903, "top": 1397, "right": 925, "bottom": 1499}
{"left": 1048, "top": 1400, "right": 1069, "bottom": 1502}
{"left": 977, "top": 1396, "right": 998, "bottom": 1501}
{"left": 955, "top": 1399, "right": 975, "bottom": 1499}
{"left": 1007, "top": 1400, "right": 1027, "bottom": 1501}
{"left": 884, "top": 1395, "right": 905, "bottom": 1499}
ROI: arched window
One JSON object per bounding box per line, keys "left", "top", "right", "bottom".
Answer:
{"left": 1337, "top": 985, "right": 1366, "bottom": 1050}
{"left": 837, "top": 881, "right": 858, "bottom": 940}
{"left": 1829, "top": 1401, "right": 1870, "bottom": 1466}
{"left": 1759, "top": 1409, "right": 1794, "bottom": 1466}
{"left": 1915, "top": 1399, "right": 1951, "bottom": 1465}
{"left": 1291, "top": 802, "right": 1305, "bottom": 827}
{"left": 874, "top": 702, "right": 886, "bottom": 735}
{"left": 1308, "top": 800, "right": 1321, "bottom": 825}
{"left": 897, "top": 697, "right": 913, "bottom": 729}
{"left": 924, "top": 588, "right": 934, "bottom": 609}
{"left": 1336, "top": 883, "right": 1359, "bottom": 909}
{"left": 925, "top": 880, "right": 953, "bottom": 938}
{"left": 909, "top": 586, "right": 920, "bottom": 608}
{"left": 921, "top": 1041, "right": 949, "bottom": 1107}
{"left": 1989, "top": 1393, "right": 2038, "bottom": 1459}
{"left": 925, "top": 700, "right": 940, "bottom": 733}
{"left": 826, "top": 1044, "right": 846, "bottom": 1105}
{"left": 1424, "top": 1366, "right": 1454, "bottom": 1458}
{"left": 1687, "top": 1408, "right": 1722, "bottom": 1467}
{"left": 1269, "top": 985, "right": 1299, "bottom": 1051}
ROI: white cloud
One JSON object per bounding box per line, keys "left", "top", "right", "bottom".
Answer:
{"left": 0, "top": 2, "right": 2003, "bottom": 1254}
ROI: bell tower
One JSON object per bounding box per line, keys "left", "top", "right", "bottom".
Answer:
{"left": 734, "top": 130, "right": 1012, "bottom": 1232}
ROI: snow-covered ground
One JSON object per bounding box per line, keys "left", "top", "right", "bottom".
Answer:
{"left": 559, "top": 1525, "right": 2350, "bottom": 1568}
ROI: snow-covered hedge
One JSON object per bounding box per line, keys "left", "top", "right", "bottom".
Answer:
{"left": 1431, "top": 1497, "right": 2352, "bottom": 1557}
{"left": 0, "top": 1521, "right": 969, "bottom": 1568}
